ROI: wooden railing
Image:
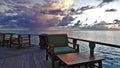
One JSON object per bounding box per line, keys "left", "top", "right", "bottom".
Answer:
{"left": 1, "top": 33, "right": 120, "bottom": 54}
{"left": 68, "top": 37, "right": 120, "bottom": 55}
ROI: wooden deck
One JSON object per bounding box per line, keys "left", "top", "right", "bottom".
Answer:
{"left": 0, "top": 46, "right": 52, "bottom": 68}
{"left": 0, "top": 46, "right": 91, "bottom": 68}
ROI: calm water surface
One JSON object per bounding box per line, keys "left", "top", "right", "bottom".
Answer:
{"left": 1, "top": 30, "right": 120, "bottom": 68}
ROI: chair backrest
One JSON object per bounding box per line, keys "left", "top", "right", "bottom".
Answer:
{"left": 47, "top": 34, "right": 68, "bottom": 47}
{"left": 19, "top": 34, "right": 31, "bottom": 44}
{"left": 4, "top": 33, "right": 12, "bottom": 39}
{"left": 0, "top": 33, "right": 4, "bottom": 39}
{"left": 0, "top": 33, "right": 4, "bottom": 42}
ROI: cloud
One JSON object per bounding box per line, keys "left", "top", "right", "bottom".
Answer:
{"left": 80, "top": 5, "right": 94, "bottom": 11}
{"left": 0, "top": 0, "right": 76, "bottom": 29}
{"left": 0, "top": 0, "right": 4, "bottom": 5}
{"left": 105, "top": 8, "right": 117, "bottom": 12}
{"left": 26, "top": 0, "right": 75, "bottom": 27}
{"left": 11, "top": 0, "right": 31, "bottom": 4}
{"left": 48, "top": 9, "right": 63, "bottom": 15}
{"left": 102, "top": 0, "right": 117, "bottom": 3}
{"left": 69, "top": 5, "right": 94, "bottom": 15}
{"left": 58, "top": 15, "right": 76, "bottom": 26}
{"left": 97, "top": 0, "right": 118, "bottom": 7}
{"left": 29, "top": 3, "right": 63, "bottom": 27}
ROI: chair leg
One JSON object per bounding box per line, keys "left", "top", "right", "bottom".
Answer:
{"left": 18, "top": 44, "right": 22, "bottom": 48}
{"left": 89, "top": 63, "right": 95, "bottom": 68}
{"left": 52, "top": 60, "right": 55, "bottom": 68}
{"left": 46, "top": 54, "right": 48, "bottom": 60}
{"left": 46, "top": 49, "right": 48, "bottom": 60}
{"left": 9, "top": 41, "right": 11, "bottom": 48}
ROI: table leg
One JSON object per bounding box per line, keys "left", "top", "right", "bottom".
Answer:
{"left": 58, "top": 60, "right": 61, "bottom": 68}
{"left": 85, "top": 65, "right": 88, "bottom": 68}
{"left": 68, "top": 65, "right": 74, "bottom": 68}
{"left": 98, "top": 60, "right": 102, "bottom": 68}
{"left": 89, "top": 63, "right": 95, "bottom": 68}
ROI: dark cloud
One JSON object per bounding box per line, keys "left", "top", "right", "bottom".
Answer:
{"left": 58, "top": 15, "right": 76, "bottom": 26}
{"left": 70, "top": 8, "right": 75, "bottom": 12}
{"left": 97, "top": 0, "right": 118, "bottom": 7}
{"left": 103, "top": 0, "right": 116, "bottom": 2}
{"left": 69, "top": 6, "right": 94, "bottom": 15}
{"left": 0, "top": 3, "right": 3, "bottom": 5}
{"left": 0, "top": 13, "right": 34, "bottom": 28}
{"left": 105, "top": 8, "right": 117, "bottom": 12}
{"left": 11, "top": 0, "right": 31, "bottom": 4}
{"left": 3, "top": 0, "right": 31, "bottom": 6}
{"left": 5, "top": 10, "right": 14, "bottom": 13}
{"left": 49, "top": 9, "right": 63, "bottom": 15}
{"left": 80, "top": 5, "right": 94, "bottom": 11}
{"left": 14, "top": 6, "right": 27, "bottom": 12}
{"left": 30, "top": 3, "right": 64, "bottom": 27}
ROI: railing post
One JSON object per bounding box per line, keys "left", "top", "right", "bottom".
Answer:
{"left": 73, "top": 39, "right": 77, "bottom": 49}
{"left": 9, "top": 33, "right": 13, "bottom": 48}
{"left": 28, "top": 34, "right": 31, "bottom": 46}
{"left": 89, "top": 42, "right": 95, "bottom": 55}
{"left": 18, "top": 34, "right": 21, "bottom": 48}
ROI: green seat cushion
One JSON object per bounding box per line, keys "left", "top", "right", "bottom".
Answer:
{"left": 47, "top": 34, "right": 68, "bottom": 47}
{"left": 54, "top": 46, "right": 76, "bottom": 55}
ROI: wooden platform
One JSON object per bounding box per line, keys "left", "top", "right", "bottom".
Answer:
{"left": 0, "top": 46, "right": 52, "bottom": 68}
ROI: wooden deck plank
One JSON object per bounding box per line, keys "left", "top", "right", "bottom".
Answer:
{"left": 0, "top": 59, "right": 5, "bottom": 67}
{"left": 33, "top": 53, "right": 51, "bottom": 68}
{"left": 0, "top": 46, "right": 52, "bottom": 68}
{"left": 0, "top": 46, "right": 87, "bottom": 68}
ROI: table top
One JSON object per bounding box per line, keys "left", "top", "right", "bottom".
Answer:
{"left": 57, "top": 53, "right": 103, "bottom": 66}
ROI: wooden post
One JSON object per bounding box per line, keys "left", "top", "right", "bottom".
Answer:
{"left": 2, "top": 33, "right": 5, "bottom": 46}
{"left": 39, "top": 35, "right": 41, "bottom": 47}
{"left": 28, "top": 34, "right": 31, "bottom": 46}
{"left": 18, "top": 34, "right": 21, "bottom": 48}
{"left": 98, "top": 60, "right": 102, "bottom": 68}
{"left": 9, "top": 33, "right": 13, "bottom": 48}
{"left": 89, "top": 42, "right": 95, "bottom": 55}
{"left": 73, "top": 39, "right": 77, "bottom": 49}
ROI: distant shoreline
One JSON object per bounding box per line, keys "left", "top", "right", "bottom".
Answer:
{"left": 0, "top": 28, "right": 120, "bottom": 31}
{"left": 0, "top": 28, "right": 29, "bottom": 31}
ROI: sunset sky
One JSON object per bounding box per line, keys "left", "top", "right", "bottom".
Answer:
{"left": 0, "top": 0, "right": 120, "bottom": 28}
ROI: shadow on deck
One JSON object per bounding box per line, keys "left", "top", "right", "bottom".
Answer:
{"left": 0, "top": 46, "right": 52, "bottom": 68}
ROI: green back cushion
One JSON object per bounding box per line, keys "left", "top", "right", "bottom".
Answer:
{"left": 47, "top": 34, "right": 68, "bottom": 47}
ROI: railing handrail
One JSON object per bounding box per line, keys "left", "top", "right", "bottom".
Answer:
{"left": 68, "top": 37, "right": 120, "bottom": 48}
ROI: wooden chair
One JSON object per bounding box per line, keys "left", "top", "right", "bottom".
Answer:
{"left": 0, "top": 33, "right": 4, "bottom": 46}
{"left": 39, "top": 34, "right": 48, "bottom": 49}
{"left": 11, "top": 34, "right": 31, "bottom": 48}
{"left": 46, "top": 34, "right": 79, "bottom": 68}
{"left": 1, "top": 33, "right": 13, "bottom": 47}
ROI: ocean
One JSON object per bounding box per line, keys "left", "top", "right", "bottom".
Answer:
{"left": 0, "top": 29, "right": 120, "bottom": 68}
